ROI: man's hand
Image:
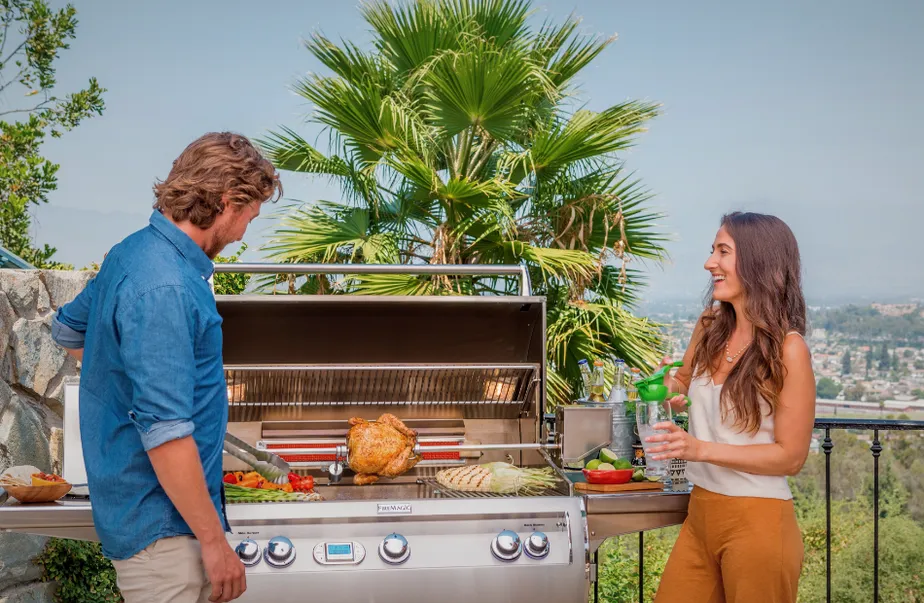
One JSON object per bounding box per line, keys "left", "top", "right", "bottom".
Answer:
{"left": 147, "top": 436, "right": 246, "bottom": 601}
{"left": 63, "top": 347, "right": 83, "bottom": 362}
{"left": 201, "top": 539, "right": 246, "bottom": 602}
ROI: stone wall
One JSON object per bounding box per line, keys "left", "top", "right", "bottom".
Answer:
{"left": 0, "top": 270, "right": 94, "bottom": 603}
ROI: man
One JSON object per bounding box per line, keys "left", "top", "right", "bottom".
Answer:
{"left": 51, "top": 132, "right": 282, "bottom": 603}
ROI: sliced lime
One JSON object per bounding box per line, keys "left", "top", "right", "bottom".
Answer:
{"left": 598, "top": 448, "right": 619, "bottom": 464}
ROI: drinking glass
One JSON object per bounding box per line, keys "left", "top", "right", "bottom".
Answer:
{"left": 635, "top": 400, "right": 673, "bottom": 480}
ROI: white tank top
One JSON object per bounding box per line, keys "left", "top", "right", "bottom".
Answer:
{"left": 684, "top": 363, "right": 793, "bottom": 500}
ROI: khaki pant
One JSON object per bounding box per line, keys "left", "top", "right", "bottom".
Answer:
{"left": 655, "top": 486, "right": 804, "bottom": 603}
{"left": 111, "top": 536, "right": 212, "bottom": 603}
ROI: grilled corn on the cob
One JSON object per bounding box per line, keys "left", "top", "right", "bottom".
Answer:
{"left": 435, "top": 462, "right": 557, "bottom": 494}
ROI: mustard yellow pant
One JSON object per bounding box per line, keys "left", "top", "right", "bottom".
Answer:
{"left": 655, "top": 486, "right": 804, "bottom": 603}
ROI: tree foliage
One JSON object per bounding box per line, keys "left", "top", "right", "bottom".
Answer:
{"left": 0, "top": 0, "right": 105, "bottom": 268}
{"left": 260, "top": 0, "right": 669, "bottom": 404}
{"left": 212, "top": 243, "right": 249, "bottom": 295}
{"left": 817, "top": 376, "right": 842, "bottom": 400}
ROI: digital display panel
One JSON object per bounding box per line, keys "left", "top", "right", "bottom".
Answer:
{"left": 325, "top": 543, "right": 353, "bottom": 559}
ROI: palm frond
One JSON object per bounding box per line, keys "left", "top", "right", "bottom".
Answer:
{"left": 305, "top": 32, "right": 396, "bottom": 91}
{"left": 530, "top": 101, "right": 660, "bottom": 182}
{"left": 421, "top": 38, "right": 554, "bottom": 139}
{"left": 263, "top": 202, "right": 400, "bottom": 264}
{"left": 384, "top": 150, "right": 439, "bottom": 195}
{"left": 258, "top": 126, "right": 350, "bottom": 177}
{"left": 609, "top": 171, "right": 669, "bottom": 261}
{"left": 362, "top": 0, "right": 459, "bottom": 75}
{"left": 588, "top": 265, "right": 648, "bottom": 307}
{"left": 443, "top": 0, "right": 532, "bottom": 47}
{"left": 437, "top": 175, "right": 518, "bottom": 212}
{"left": 532, "top": 15, "right": 614, "bottom": 89}
{"left": 347, "top": 273, "right": 440, "bottom": 296}
{"left": 293, "top": 73, "right": 430, "bottom": 166}
{"left": 545, "top": 299, "right": 665, "bottom": 405}
{"left": 500, "top": 243, "right": 596, "bottom": 282}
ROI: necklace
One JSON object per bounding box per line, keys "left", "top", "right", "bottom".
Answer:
{"left": 725, "top": 340, "right": 750, "bottom": 363}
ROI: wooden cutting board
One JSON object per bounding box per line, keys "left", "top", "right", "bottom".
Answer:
{"left": 574, "top": 480, "right": 665, "bottom": 493}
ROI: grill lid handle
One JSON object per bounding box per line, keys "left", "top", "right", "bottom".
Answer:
{"left": 211, "top": 263, "right": 532, "bottom": 296}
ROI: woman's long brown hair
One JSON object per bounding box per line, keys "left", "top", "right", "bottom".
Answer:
{"left": 691, "top": 212, "right": 806, "bottom": 434}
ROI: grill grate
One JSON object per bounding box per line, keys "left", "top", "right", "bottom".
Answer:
{"left": 417, "top": 478, "right": 568, "bottom": 499}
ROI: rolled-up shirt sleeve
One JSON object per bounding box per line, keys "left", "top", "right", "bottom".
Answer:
{"left": 51, "top": 276, "right": 98, "bottom": 349}
{"left": 117, "top": 284, "right": 197, "bottom": 451}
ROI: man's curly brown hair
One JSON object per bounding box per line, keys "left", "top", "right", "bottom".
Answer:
{"left": 153, "top": 132, "right": 282, "bottom": 228}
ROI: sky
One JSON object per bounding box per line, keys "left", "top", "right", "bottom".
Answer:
{"left": 20, "top": 0, "right": 924, "bottom": 304}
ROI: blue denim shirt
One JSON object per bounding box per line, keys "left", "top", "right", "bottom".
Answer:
{"left": 52, "top": 210, "right": 230, "bottom": 560}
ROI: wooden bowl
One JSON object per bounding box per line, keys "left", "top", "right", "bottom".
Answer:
{"left": 3, "top": 483, "right": 72, "bottom": 503}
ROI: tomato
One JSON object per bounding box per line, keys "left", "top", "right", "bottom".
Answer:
{"left": 287, "top": 472, "right": 315, "bottom": 493}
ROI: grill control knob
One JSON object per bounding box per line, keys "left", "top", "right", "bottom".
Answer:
{"left": 264, "top": 536, "right": 296, "bottom": 568}
{"left": 524, "top": 531, "right": 550, "bottom": 559}
{"left": 378, "top": 533, "right": 410, "bottom": 564}
{"left": 235, "top": 539, "right": 261, "bottom": 567}
{"left": 491, "top": 530, "right": 522, "bottom": 561}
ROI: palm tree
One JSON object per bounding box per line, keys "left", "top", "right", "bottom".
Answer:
{"left": 259, "top": 0, "right": 669, "bottom": 407}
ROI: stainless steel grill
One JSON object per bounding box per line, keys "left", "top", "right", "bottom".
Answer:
{"left": 0, "top": 264, "right": 690, "bottom": 603}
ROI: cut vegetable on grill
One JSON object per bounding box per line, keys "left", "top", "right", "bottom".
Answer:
{"left": 223, "top": 484, "right": 321, "bottom": 503}
{"left": 221, "top": 471, "right": 315, "bottom": 496}
{"left": 435, "top": 463, "right": 558, "bottom": 495}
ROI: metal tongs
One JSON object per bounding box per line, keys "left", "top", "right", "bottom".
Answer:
{"left": 222, "top": 433, "right": 290, "bottom": 484}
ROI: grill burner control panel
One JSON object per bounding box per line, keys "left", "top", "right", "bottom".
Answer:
{"left": 235, "top": 530, "right": 552, "bottom": 569}
{"left": 312, "top": 541, "right": 367, "bottom": 565}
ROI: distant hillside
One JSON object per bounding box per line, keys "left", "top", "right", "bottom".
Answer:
{"left": 811, "top": 304, "right": 924, "bottom": 346}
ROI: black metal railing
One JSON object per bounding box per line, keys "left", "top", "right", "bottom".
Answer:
{"left": 814, "top": 418, "right": 924, "bottom": 603}
{"left": 593, "top": 417, "right": 924, "bottom": 603}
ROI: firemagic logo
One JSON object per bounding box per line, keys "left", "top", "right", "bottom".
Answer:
{"left": 377, "top": 503, "right": 413, "bottom": 515}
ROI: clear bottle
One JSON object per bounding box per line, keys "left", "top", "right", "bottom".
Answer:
{"left": 578, "top": 359, "right": 591, "bottom": 401}
{"left": 607, "top": 359, "right": 627, "bottom": 404}
{"left": 626, "top": 367, "right": 642, "bottom": 402}
{"left": 590, "top": 360, "right": 606, "bottom": 402}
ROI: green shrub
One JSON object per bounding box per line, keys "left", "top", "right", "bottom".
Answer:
{"left": 213, "top": 243, "right": 249, "bottom": 295}
{"left": 35, "top": 539, "right": 122, "bottom": 603}
{"left": 598, "top": 527, "right": 680, "bottom": 602}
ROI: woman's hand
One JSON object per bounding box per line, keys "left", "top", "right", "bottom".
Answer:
{"left": 658, "top": 356, "right": 676, "bottom": 390}
{"left": 666, "top": 394, "right": 687, "bottom": 413}
{"left": 645, "top": 422, "right": 705, "bottom": 462}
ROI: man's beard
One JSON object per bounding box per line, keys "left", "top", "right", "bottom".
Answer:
{"left": 203, "top": 223, "right": 234, "bottom": 259}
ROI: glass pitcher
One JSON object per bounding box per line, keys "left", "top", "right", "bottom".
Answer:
{"left": 635, "top": 393, "right": 672, "bottom": 480}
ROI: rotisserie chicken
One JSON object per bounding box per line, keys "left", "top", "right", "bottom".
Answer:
{"left": 346, "top": 413, "right": 419, "bottom": 485}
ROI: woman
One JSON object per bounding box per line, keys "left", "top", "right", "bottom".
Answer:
{"left": 648, "top": 212, "right": 816, "bottom": 603}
